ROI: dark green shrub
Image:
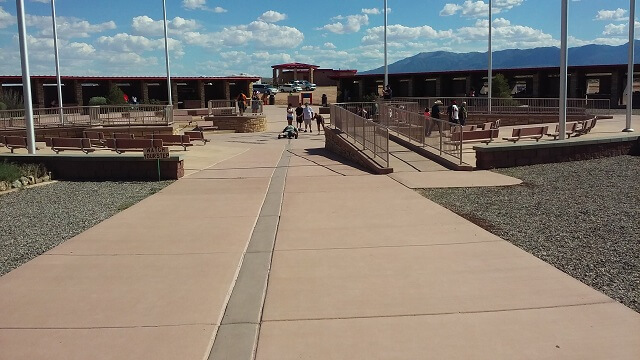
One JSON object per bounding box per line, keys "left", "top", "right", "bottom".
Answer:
{"left": 0, "top": 89, "right": 24, "bottom": 109}
{"left": 88, "top": 97, "right": 107, "bottom": 106}
{"left": 0, "top": 162, "right": 22, "bottom": 182}
{"left": 492, "top": 74, "right": 512, "bottom": 98}
{"left": 107, "top": 85, "right": 126, "bottom": 105}
{"left": 0, "top": 101, "right": 6, "bottom": 111}
{"left": 149, "top": 99, "right": 162, "bottom": 105}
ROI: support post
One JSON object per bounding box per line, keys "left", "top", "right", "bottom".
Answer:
{"left": 51, "top": 0, "right": 64, "bottom": 125}
{"left": 559, "top": 0, "right": 569, "bottom": 140}
{"left": 624, "top": 0, "right": 636, "bottom": 132}
{"left": 16, "top": 0, "right": 36, "bottom": 154}
{"left": 384, "top": 0, "right": 388, "bottom": 87}
{"left": 488, "top": 0, "right": 493, "bottom": 113}
{"left": 162, "top": 0, "right": 172, "bottom": 106}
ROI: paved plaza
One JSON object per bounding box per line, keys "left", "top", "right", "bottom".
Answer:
{"left": 0, "top": 106, "right": 639, "bottom": 359}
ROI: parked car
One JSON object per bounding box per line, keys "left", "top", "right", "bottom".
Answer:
{"left": 295, "top": 80, "right": 317, "bottom": 91}
{"left": 278, "top": 83, "right": 303, "bottom": 92}
{"left": 252, "top": 83, "right": 279, "bottom": 95}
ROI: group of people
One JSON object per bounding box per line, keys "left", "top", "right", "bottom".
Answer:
{"left": 279, "top": 102, "right": 324, "bottom": 139}
{"left": 425, "top": 99, "right": 468, "bottom": 136}
{"left": 236, "top": 92, "right": 263, "bottom": 116}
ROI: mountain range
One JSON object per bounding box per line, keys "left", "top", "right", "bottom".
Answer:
{"left": 363, "top": 41, "right": 640, "bottom": 74}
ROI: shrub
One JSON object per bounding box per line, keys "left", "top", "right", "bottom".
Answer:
{"left": 107, "top": 85, "right": 126, "bottom": 105}
{"left": 0, "top": 89, "right": 24, "bottom": 109}
{"left": 492, "top": 74, "right": 512, "bottom": 98}
{"left": 0, "top": 162, "right": 46, "bottom": 183}
{"left": 149, "top": 99, "right": 162, "bottom": 105}
{"left": 0, "top": 101, "right": 6, "bottom": 111}
{"left": 88, "top": 96, "right": 107, "bottom": 106}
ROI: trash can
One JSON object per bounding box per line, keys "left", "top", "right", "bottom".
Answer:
{"left": 321, "top": 94, "right": 328, "bottom": 107}
{"left": 269, "top": 94, "right": 275, "bottom": 105}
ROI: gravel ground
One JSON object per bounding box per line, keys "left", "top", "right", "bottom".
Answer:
{"left": 418, "top": 155, "right": 640, "bottom": 313}
{"left": 0, "top": 181, "right": 173, "bottom": 276}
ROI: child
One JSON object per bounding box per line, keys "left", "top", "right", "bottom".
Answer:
{"left": 278, "top": 124, "right": 298, "bottom": 139}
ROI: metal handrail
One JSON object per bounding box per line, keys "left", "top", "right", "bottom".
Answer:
{"left": 378, "top": 102, "right": 464, "bottom": 165}
{"left": 393, "top": 96, "right": 611, "bottom": 115}
{"left": 0, "top": 104, "right": 173, "bottom": 130}
{"left": 330, "top": 103, "right": 390, "bottom": 167}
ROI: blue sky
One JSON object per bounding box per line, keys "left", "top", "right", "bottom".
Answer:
{"left": 0, "top": 0, "right": 637, "bottom": 77}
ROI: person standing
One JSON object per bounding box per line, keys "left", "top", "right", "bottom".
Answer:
{"left": 427, "top": 100, "right": 442, "bottom": 136}
{"left": 295, "top": 103, "right": 304, "bottom": 130}
{"left": 286, "top": 103, "right": 294, "bottom": 125}
{"left": 450, "top": 100, "right": 459, "bottom": 124}
{"left": 237, "top": 93, "right": 247, "bottom": 116}
{"left": 459, "top": 101, "right": 468, "bottom": 126}
{"left": 302, "top": 103, "right": 314, "bottom": 133}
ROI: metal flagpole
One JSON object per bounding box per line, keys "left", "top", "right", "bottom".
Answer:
{"left": 162, "top": 0, "right": 172, "bottom": 107}
{"left": 559, "top": 0, "right": 569, "bottom": 140}
{"left": 384, "top": 0, "right": 388, "bottom": 88}
{"left": 51, "top": 0, "right": 64, "bottom": 125}
{"left": 488, "top": 0, "right": 492, "bottom": 113}
{"left": 624, "top": 0, "right": 636, "bottom": 132}
{"left": 16, "top": 0, "right": 36, "bottom": 154}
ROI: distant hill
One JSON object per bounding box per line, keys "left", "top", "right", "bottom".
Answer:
{"left": 363, "top": 41, "right": 640, "bottom": 74}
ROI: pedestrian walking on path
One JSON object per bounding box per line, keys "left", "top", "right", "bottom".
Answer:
{"left": 303, "top": 103, "right": 314, "bottom": 133}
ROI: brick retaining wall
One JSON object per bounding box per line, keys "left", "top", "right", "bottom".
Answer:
{"left": 474, "top": 136, "right": 640, "bottom": 169}
{"left": 203, "top": 116, "right": 266, "bottom": 133}
{"left": 0, "top": 154, "right": 184, "bottom": 181}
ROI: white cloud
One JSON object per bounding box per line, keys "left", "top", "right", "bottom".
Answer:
{"left": 362, "top": 24, "right": 451, "bottom": 45}
{"left": 324, "top": 42, "right": 336, "bottom": 49}
{"left": 361, "top": 8, "right": 381, "bottom": 15}
{"left": 182, "top": 0, "right": 227, "bottom": 13}
{"left": 96, "top": 33, "right": 184, "bottom": 57}
{"left": 595, "top": 8, "right": 627, "bottom": 21}
{"left": 440, "top": 0, "right": 523, "bottom": 18}
{"left": 0, "top": 6, "right": 16, "bottom": 29}
{"left": 603, "top": 23, "right": 626, "bottom": 35}
{"left": 26, "top": 15, "right": 116, "bottom": 39}
{"left": 258, "top": 11, "right": 287, "bottom": 23}
{"left": 321, "top": 14, "right": 369, "bottom": 34}
{"left": 440, "top": 4, "right": 462, "bottom": 16}
{"left": 453, "top": 17, "right": 557, "bottom": 49}
{"left": 131, "top": 16, "right": 200, "bottom": 37}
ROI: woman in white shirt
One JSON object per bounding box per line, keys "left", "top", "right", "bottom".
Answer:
{"left": 286, "top": 103, "right": 294, "bottom": 125}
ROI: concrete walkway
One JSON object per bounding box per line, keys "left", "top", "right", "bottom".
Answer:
{"left": 0, "top": 105, "right": 639, "bottom": 359}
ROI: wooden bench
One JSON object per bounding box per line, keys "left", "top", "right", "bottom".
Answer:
{"left": 105, "top": 138, "right": 163, "bottom": 154}
{"left": 503, "top": 125, "right": 549, "bottom": 142}
{"left": 546, "top": 122, "right": 579, "bottom": 139}
{"left": 574, "top": 118, "right": 597, "bottom": 136}
{"left": 184, "top": 130, "right": 210, "bottom": 144}
{"left": 451, "top": 125, "right": 477, "bottom": 132}
{"left": 446, "top": 129, "right": 499, "bottom": 148}
{"left": 3, "top": 136, "right": 29, "bottom": 153}
{"left": 83, "top": 131, "right": 106, "bottom": 147}
{"left": 47, "top": 137, "right": 95, "bottom": 154}
{"left": 113, "top": 133, "right": 135, "bottom": 139}
{"left": 147, "top": 134, "right": 193, "bottom": 151}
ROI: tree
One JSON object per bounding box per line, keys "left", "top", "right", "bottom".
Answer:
{"left": 492, "top": 74, "right": 511, "bottom": 98}
{"left": 107, "top": 85, "right": 126, "bottom": 105}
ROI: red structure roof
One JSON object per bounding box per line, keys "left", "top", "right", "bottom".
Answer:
{"left": 0, "top": 75, "right": 260, "bottom": 81}
{"left": 271, "top": 62, "right": 320, "bottom": 70}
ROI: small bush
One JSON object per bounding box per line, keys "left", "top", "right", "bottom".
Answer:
{"left": 0, "top": 89, "right": 24, "bottom": 109}
{"left": 0, "top": 101, "right": 6, "bottom": 111}
{"left": 0, "top": 162, "right": 48, "bottom": 182}
{"left": 88, "top": 97, "right": 108, "bottom": 106}
{"left": 149, "top": 99, "right": 162, "bottom": 105}
{"left": 107, "top": 85, "right": 126, "bottom": 105}
{"left": 0, "top": 163, "right": 23, "bottom": 182}
{"left": 492, "top": 74, "right": 512, "bottom": 99}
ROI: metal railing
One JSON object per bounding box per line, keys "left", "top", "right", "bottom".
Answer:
{"left": 378, "top": 102, "right": 464, "bottom": 165}
{"left": 330, "top": 103, "right": 390, "bottom": 168}
{"left": 208, "top": 99, "right": 263, "bottom": 116}
{"left": 0, "top": 104, "right": 173, "bottom": 130}
{"left": 393, "top": 96, "right": 611, "bottom": 115}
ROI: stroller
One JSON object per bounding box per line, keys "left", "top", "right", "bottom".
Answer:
{"left": 278, "top": 125, "right": 299, "bottom": 139}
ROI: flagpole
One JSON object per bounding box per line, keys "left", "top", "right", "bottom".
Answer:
{"left": 559, "top": 0, "right": 569, "bottom": 140}
{"left": 51, "top": 0, "right": 64, "bottom": 125}
{"left": 624, "top": 0, "right": 636, "bottom": 132}
{"left": 384, "top": 0, "right": 388, "bottom": 88}
{"left": 16, "top": 0, "right": 36, "bottom": 154}
{"left": 488, "top": 0, "right": 492, "bottom": 113}
{"left": 162, "top": 0, "right": 172, "bottom": 107}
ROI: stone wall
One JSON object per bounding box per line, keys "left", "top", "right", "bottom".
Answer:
{"left": 203, "top": 115, "right": 266, "bottom": 133}
{"left": 324, "top": 127, "right": 392, "bottom": 174}
{"left": 475, "top": 136, "right": 640, "bottom": 169}
{"left": 0, "top": 154, "right": 184, "bottom": 181}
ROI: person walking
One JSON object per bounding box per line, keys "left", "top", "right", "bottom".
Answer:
{"left": 459, "top": 101, "right": 468, "bottom": 126}
{"left": 450, "top": 100, "right": 459, "bottom": 124}
{"left": 427, "top": 100, "right": 442, "bottom": 136}
{"left": 286, "top": 103, "right": 294, "bottom": 125}
{"left": 237, "top": 93, "right": 247, "bottom": 116}
{"left": 302, "top": 103, "right": 314, "bottom": 133}
{"left": 295, "top": 103, "right": 304, "bottom": 130}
